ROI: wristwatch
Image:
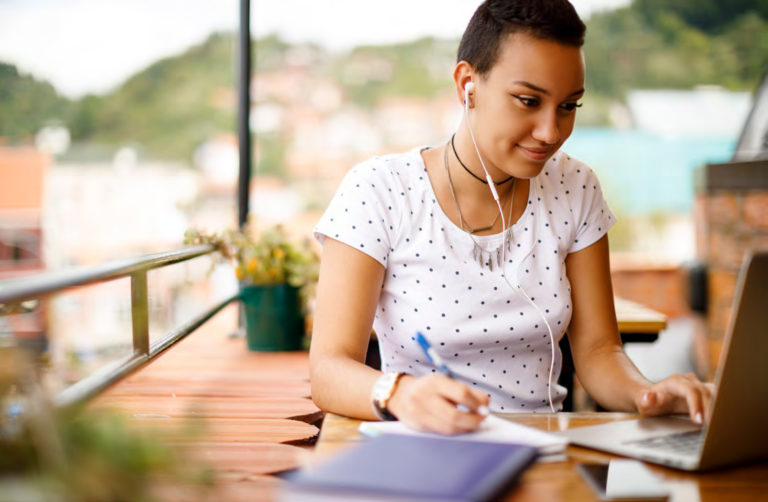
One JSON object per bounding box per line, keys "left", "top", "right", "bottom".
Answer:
{"left": 371, "top": 372, "right": 405, "bottom": 421}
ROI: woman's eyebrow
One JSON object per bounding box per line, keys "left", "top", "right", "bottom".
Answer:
{"left": 513, "top": 80, "right": 549, "bottom": 94}
{"left": 513, "top": 80, "right": 584, "bottom": 97}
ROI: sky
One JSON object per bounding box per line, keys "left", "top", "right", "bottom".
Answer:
{"left": 0, "top": 0, "right": 631, "bottom": 98}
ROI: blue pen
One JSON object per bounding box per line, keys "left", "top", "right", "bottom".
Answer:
{"left": 416, "top": 332, "right": 456, "bottom": 378}
{"left": 416, "top": 331, "right": 490, "bottom": 416}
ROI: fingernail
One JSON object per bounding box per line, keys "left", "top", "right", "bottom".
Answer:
{"left": 642, "top": 392, "right": 651, "bottom": 404}
{"left": 478, "top": 405, "right": 490, "bottom": 416}
{"left": 694, "top": 412, "right": 703, "bottom": 425}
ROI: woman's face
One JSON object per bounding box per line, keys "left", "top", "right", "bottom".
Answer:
{"left": 466, "top": 32, "right": 585, "bottom": 179}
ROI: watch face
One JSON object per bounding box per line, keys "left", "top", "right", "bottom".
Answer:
{"left": 372, "top": 373, "right": 401, "bottom": 421}
{"left": 374, "top": 373, "right": 397, "bottom": 400}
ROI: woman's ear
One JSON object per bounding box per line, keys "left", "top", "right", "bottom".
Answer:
{"left": 453, "top": 60, "right": 476, "bottom": 108}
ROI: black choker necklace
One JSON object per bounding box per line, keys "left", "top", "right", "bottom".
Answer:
{"left": 450, "top": 134, "right": 515, "bottom": 185}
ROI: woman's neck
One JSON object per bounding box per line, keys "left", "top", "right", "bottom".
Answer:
{"left": 449, "top": 130, "right": 516, "bottom": 204}
{"left": 422, "top": 142, "right": 528, "bottom": 236}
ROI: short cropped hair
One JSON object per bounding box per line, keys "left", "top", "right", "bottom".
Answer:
{"left": 457, "top": 0, "right": 586, "bottom": 76}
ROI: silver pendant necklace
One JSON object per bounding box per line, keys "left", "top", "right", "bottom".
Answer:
{"left": 443, "top": 141, "right": 515, "bottom": 270}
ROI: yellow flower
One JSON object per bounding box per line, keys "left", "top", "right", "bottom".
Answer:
{"left": 185, "top": 225, "right": 318, "bottom": 287}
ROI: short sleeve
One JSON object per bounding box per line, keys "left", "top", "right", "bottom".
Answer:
{"left": 313, "top": 159, "right": 402, "bottom": 267}
{"left": 567, "top": 162, "right": 616, "bottom": 253}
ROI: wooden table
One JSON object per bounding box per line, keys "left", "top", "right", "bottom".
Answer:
{"left": 314, "top": 412, "right": 768, "bottom": 502}
{"left": 615, "top": 296, "right": 668, "bottom": 340}
{"left": 91, "top": 305, "right": 322, "bottom": 502}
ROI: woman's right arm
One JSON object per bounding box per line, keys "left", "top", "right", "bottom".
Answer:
{"left": 309, "top": 236, "right": 388, "bottom": 420}
{"left": 309, "top": 237, "right": 489, "bottom": 432}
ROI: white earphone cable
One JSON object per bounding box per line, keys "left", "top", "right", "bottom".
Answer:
{"left": 464, "top": 84, "right": 557, "bottom": 412}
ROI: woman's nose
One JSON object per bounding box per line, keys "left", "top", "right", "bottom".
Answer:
{"left": 531, "top": 111, "right": 560, "bottom": 145}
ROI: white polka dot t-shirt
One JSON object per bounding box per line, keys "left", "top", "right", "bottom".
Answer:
{"left": 314, "top": 147, "right": 616, "bottom": 412}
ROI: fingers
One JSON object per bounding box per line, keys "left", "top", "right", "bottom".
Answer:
{"left": 636, "top": 373, "right": 715, "bottom": 425}
{"left": 414, "top": 375, "right": 489, "bottom": 434}
{"left": 637, "top": 389, "right": 659, "bottom": 415}
{"left": 438, "top": 375, "right": 491, "bottom": 414}
{"left": 419, "top": 392, "right": 485, "bottom": 435}
{"left": 388, "top": 374, "right": 490, "bottom": 435}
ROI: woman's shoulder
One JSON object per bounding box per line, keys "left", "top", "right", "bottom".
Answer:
{"left": 545, "top": 150, "right": 597, "bottom": 181}
{"left": 533, "top": 151, "right": 608, "bottom": 218}
{"left": 331, "top": 147, "right": 428, "bottom": 210}
{"left": 347, "top": 148, "right": 425, "bottom": 182}
{"left": 536, "top": 150, "right": 603, "bottom": 198}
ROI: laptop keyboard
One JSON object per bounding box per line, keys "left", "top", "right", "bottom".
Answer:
{"left": 623, "top": 430, "right": 704, "bottom": 455}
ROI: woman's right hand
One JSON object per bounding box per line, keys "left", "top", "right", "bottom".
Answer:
{"left": 386, "top": 374, "right": 490, "bottom": 435}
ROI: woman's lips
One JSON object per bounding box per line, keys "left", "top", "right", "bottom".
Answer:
{"left": 517, "top": 145, "right": 551, "bottom": 161}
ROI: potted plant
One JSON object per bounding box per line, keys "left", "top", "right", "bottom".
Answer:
{"left": 184, "top": 225, "right": 319, "bottom": 351}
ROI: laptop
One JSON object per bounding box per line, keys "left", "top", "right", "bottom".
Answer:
{"left": 560, "top": 250, "right": 768, "bottom": 471}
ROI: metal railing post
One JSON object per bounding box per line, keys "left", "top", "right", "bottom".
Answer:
{"left": 237, "top": 0, "right": 252, "bottom": 229}
{"left": 130, "top": 271, "right": 150, "bottom": 356}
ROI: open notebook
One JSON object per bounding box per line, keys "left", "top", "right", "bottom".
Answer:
{"left": 359, "top": 414, "right": 567, "bottom": 455}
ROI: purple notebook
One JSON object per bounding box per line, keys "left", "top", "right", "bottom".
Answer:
{"left": 282, "top": 433, "right": 538, "bottom": 501}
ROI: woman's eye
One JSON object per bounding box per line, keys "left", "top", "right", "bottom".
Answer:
{"left": 513, "top": 95, "right": 539, "bottom": 107}
{"left": 559, "top": 102, "right": 583, "bottom": 112}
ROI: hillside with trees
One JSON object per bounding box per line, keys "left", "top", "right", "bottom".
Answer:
{"left": 1, "top": 0, "right": 765, "bottom": 161}
{"left": 584, "top": 0, "right": 768, "bottom": 96}
{"left": 0, "top": 63, "right": 71, "bottom": 140}
{"left": 69, "top": 32, "right": 236, "bottom": 160}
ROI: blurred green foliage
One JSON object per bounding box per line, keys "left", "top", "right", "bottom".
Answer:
{"left": 335, "top": 37, "right": 457, "bottom": 108}
{"left": 0, "top": 63, "right": 71, "bottom": 139}
{"left": 77, "top": 32, "right": 236, "bottom": 161}
{"left": 584, "top": 2, "right": 768, "bottom": 99}
{"left": 632, "top": 0, "right": 768, "bottom": 32}
{"left": 0, "top": 349, "right": 213, "bottom": 502}
{"left": 256, "top": 133, "right": 287, "bottom": 178}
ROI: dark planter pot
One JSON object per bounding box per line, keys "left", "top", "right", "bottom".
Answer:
{"left": 240, "top": 283, "right": 305, "bottom": 351}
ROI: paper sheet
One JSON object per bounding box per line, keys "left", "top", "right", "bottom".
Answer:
{"left": 359, "top": 414, "right": 568, "bottom": 454}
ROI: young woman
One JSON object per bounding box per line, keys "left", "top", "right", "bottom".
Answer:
{"left": 309, "top": 0, "right": 713, "bottom": 435}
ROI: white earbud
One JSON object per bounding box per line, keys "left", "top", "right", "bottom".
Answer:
{"left": 464, "top": 81, "right": 475, "bottom": 109}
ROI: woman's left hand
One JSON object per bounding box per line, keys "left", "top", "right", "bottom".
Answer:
{"left": 635, "top": 373, "right": 716, "bottom": 425}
